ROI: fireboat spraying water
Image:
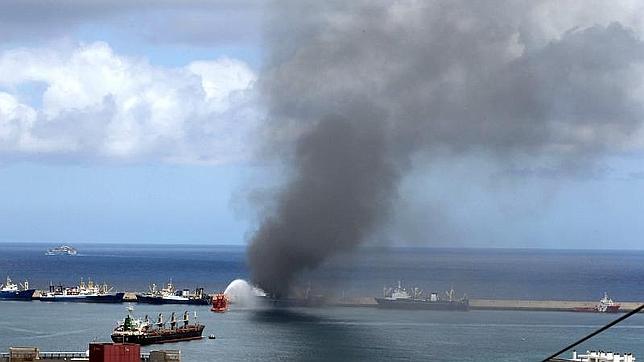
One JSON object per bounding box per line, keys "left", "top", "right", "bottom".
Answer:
{"left": 222, "top": 279, "right": 266, "bottom": 308}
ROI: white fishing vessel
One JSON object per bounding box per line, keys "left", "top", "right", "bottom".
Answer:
{"left": 45, "top": 245, "right": 77, "bottom": 256}
{"left": 40, "top": 278, "right": 124, "bottom": 303}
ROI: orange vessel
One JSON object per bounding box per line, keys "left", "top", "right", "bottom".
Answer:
{"left": 211, "top": 293, "right": 228, "bottom": 313}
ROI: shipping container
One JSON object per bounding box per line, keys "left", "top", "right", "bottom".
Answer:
{"left": 89, "top": 343, "right": 140, "bottom": 362}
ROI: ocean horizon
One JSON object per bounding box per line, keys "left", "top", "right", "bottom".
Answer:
{"left": 2, "top": 243, "right": 644, "bottom": 301}
{"left": 2, "top": 242, "right": 644, "bottom": 361}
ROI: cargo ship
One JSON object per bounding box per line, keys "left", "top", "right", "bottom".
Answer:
{"left": 111, "top": 306, "right": 205, "bottom": 345}
{"left": 375, "top": 281, "right": 469, "bottom": 311}
{"left": 136, "top": 281, "right": 210, "bottom": 305}
{"left": 0, "top": 277, "right": 35, "bottom": 300}
{"left": 45, "top": 245, "right": 77, "bottom": 256}
{"left": 39, "top": 278, "right": 124, "bottom": 303}
{"left": 574, "top": 292, "right": 621, "bottom": 313}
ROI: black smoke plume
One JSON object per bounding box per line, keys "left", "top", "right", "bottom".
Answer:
{"left": 248, "top": 1, "right": 644, "bottom": 295}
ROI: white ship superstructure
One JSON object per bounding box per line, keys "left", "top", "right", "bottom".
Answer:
{"left": 559, "top": 350, "right": 636, "bottom": 362}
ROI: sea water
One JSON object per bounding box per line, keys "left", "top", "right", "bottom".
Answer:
{"left": 1, "top": 243, "right": 644, "bottom": 361}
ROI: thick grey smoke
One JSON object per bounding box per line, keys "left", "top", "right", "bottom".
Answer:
{"left": 248, "top": 1, "right": 644, "bottom": 295}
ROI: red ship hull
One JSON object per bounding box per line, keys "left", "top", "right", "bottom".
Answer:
{"left": 574, "top": 305, "right": 621, "bottom": 313}
{"left": 211, "top": 293, "right": 228, "bottom": 313}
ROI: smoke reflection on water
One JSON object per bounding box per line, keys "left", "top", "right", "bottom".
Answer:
{"left": 250, "top": 308, "right": 379, "bottom": 361}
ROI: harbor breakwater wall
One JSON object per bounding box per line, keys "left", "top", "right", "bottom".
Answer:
{"left": 327, "top": 297, "right": 644, "bottom": 312}
{"left": 468, "top": 299, "right": 644, "bottom": 312}
{"left": 28, "top": 290, "right": 644, "bottom": 313}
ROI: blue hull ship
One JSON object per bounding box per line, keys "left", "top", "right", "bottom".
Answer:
{"left": 0, "top": 277, "right": 35, "bottom": 301}
{"left": 40, "top": 292, "right": 125, "bottom": 303}
{"left": 39, "top": 279, "right": 124, "bottom": 303}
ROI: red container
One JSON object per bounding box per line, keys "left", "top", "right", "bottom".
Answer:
{"left": 89, "top": 343, "right": 140, "bottom": 362}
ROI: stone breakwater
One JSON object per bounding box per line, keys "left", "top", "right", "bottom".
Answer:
{"left": 327, "top": 297, "right": 644, "bottom": 312}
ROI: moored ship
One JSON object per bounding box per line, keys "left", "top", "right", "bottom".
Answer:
{"left": 39, "top": 278, "right": 124, "bottom": 303}
{"left": 111, "top": 306, "right": 205, "bottom": 345}
{"left": 45, "top": 245, "right": 77, "bottom": 256}
{"left": 574, "top": 292, "right": 621, "bottom": 313}
{"left": 136, "top": 281, "right": 210, "bottom": 305}
{"left": 375, "top": 281, "right": 469, "bottom": 311}
{"left": 0, "top": 277, "right": 35, "bottom": 300}
{"left": 259, "top": 283, "right": 326, "bottom": 308}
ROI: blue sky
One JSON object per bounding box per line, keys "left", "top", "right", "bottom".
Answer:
{"left": 0, "top": 163, "right": 255, "bottom": 244}
{"left": 2, "top": 2, "right": 644, "bottom": 248}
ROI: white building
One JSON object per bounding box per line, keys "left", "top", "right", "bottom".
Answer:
{"left": 562, "top": 350, "right": 636, "bottom": 362}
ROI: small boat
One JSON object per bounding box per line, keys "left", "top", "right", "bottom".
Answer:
{"left": 0, "top": 277, "right": 35, "bottom": 300}
{"left": 574, "top": 292, "right": 621, "bottom": 313}
{"left": 208, "top": 334, "right": 216, "bottom": 339}
{"left": 211, "top": 293, "right": 228, "bottom": 313}
{"left": 45, "top": 245, "right": 77, "bottom": 256}
{"left": 111, "top": 306, "right": 205, "bottom": 345}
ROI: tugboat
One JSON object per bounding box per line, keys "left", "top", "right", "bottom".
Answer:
{"left": 211, "top": 293, "right": 228, "bottom": 313}
{"left": 574, "top": 292, "right": 621, "bottom": 313}
{"left": 45, "top": 245, "right": 77, "bottom": 256}
{"left": 111, "top": 306, "right": 205, "bottom": 345}
{"left": 375, "top": 281, "right": 469, "bottom": 311}
{"left": 136, "top": 281, "right": 210, "bottom": 305}
{"left": 0, "top": 277, "right": 35, "bottom": 300}
{"left": 39, "top": 278, "right": 124, "bottom": 303}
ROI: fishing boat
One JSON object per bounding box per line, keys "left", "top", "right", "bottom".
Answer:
{"left": 39, "top": 278, "right": 124, "bottom": 303}
{"left": 0, "top": 277, "right": 35, "bottom": 300}
{"left": 136, "top": 281, "right": 210, "bottom": 305}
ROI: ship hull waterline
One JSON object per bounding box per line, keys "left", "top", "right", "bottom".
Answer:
{"left": 135, "top": 295, "right": 210, "bottom": 305}
{"left": 111, "top": 326, "right": 205, "bottom": 345}
{"left": 39, "top": 292, "right": 125, "bottom": 303}
{"left": 0, "top": 289, "right": 36, "bottom": 301}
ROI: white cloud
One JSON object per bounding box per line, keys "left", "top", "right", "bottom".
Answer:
{"left": 0, "top": 41, "right": 259, "bottom": 163}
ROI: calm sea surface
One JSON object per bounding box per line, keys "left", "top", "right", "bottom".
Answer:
{"left": 2, "top": 243, "right": 644, "bottom": 361}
